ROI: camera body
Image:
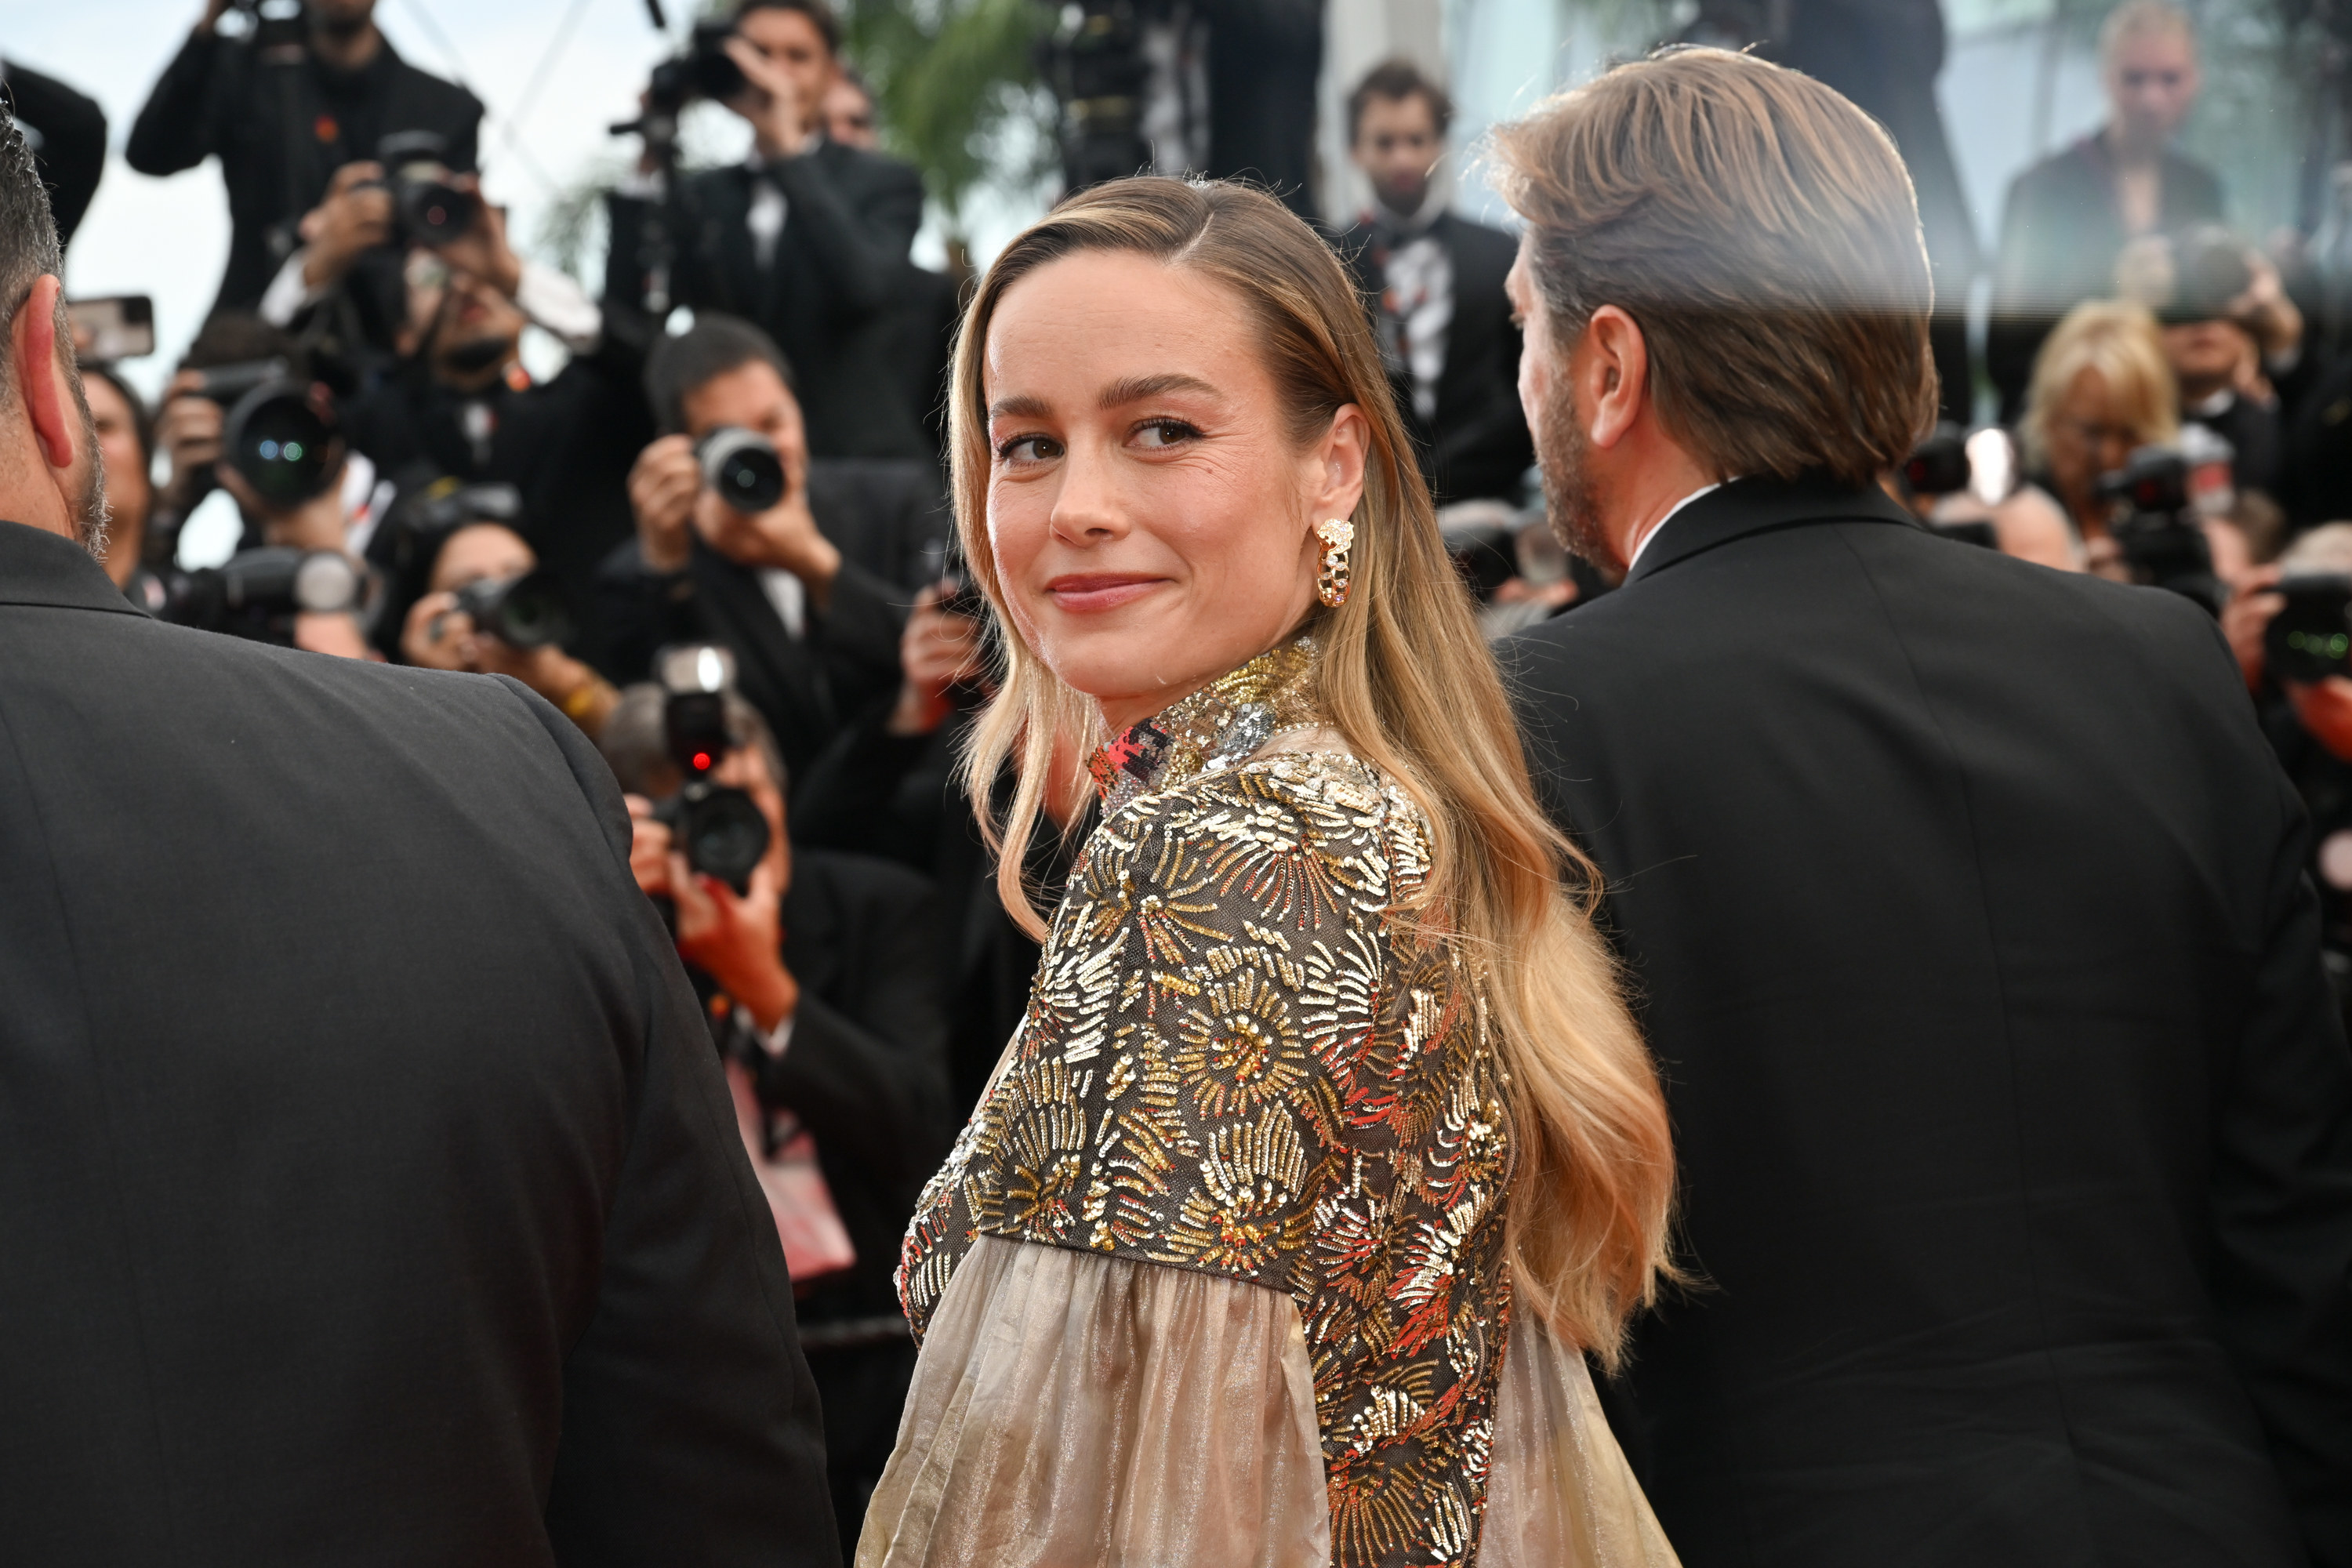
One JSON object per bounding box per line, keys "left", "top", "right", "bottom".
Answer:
{"left": 2097, "top": 445, "right": 2223, "bottom": 615}
{"left": 375, "top": 131, "right": 480, "bottom": 248}
{"left": 2267, "top": 574, "right": 2352, "bottom": 684}
{"left": 161, "top": 546, "right": 367, "bottom": 646}
{"left": 651, "top": 645, "right": 773, "bottom": 894}
{"left": 450, "top": 568, "right": 573, "bottom": 651}
{"left": 697, "top": 426, "right": 787, "bottom": 514}
{"left": 646, "top": 18, "right": 751, "bottom": 115}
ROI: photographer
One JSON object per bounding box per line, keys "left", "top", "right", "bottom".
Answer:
{"left": 597, "top": 314, "right": 938, "bottom": 781}
{"left": 2017, "top": 299, "right": 2250, "bottom": 586}
{"left": 2118, "top": 225, "right": 2304, "bottom": 503}
{"left": 604, "top": 0, "right": 928, "bottom": 460}
{"left": 125, "top": 0, "right": 481, "bottom": 316}
{"left": 598, "top": 681, "right": 949, "bottom": 1544}
{"left": 2221, "top": 523, "right": 2352, "bottom": 1020}
{"left": 286, "top": 178, "right": 650, "bottom": 665}
{"left": 82, "top": 365, "right": 168, "bottom": 610}
{"left": 396, "top": 508, "right": 619, "bottom": 736}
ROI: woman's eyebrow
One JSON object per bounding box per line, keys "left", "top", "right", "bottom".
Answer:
{"left": 987, "top": 393, "right": 1054, "bottom": 422}
{"left": 1099, "top": 372, "right": 1218, "bottom": 409}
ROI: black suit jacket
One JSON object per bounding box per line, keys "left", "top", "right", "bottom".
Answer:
{"left": 1501, "top": 480, "right": 2352, "bottom": 1568}
{"left": 126, "top": 31, "right": 481, "bottom": 314}
{"left": 1337, "top": 211, "right": 1534, "bottom": 506}
{"left": 0, "top": 520, "right": 835, "bottom": 1566}
{"left": 1991, "top": 133, "right": 2226, "bottom": 419}
{"left": 606, "top": 142, "right": 927, "bottom": 460}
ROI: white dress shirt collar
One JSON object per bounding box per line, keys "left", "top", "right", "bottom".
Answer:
{"left": 1624, "top": 481, "right": 1725, "bottom": 575}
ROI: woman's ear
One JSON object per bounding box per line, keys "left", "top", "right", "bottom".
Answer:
{"left": 1312, "top": 403, "right": 1371, "bottom": 523}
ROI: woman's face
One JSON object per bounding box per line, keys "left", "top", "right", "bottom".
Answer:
{"left": 85, "top": 374, "right": 152, "bottom": 537}
{"left": 982, "top": 249, "right": 1367, "bottom": 733}
{"left": 2045, "top": 367, "right": 2146, "bottom": 518}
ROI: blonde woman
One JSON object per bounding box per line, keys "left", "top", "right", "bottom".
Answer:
{"left": 856, "top": 176, "right": 1679, "bottom": 1567}
{"left": 2020, "top": 298, "right": 2252, "bottom": 585}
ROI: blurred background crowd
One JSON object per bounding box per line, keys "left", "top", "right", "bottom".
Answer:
{"left": 8, "top": 0, "right": 2352, "bottom": 1539}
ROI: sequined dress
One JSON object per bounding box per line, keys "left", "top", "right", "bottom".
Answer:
{"left": 858, "top": 642, "right": 1676, "bottom": 1568}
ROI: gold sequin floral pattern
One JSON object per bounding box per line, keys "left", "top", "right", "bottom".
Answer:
{"left": 897, "top": 643, "right": 1520, "bottom": 1568}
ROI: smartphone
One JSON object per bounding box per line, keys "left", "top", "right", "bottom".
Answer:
{"left": 67, "top": 295, "right": 156, "bottom": 362}
{"left": 2266, "top": 573, "right": 2352, "bottom": 684}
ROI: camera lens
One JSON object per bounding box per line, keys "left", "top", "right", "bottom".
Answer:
{"left": 292, "top": 550, "right": 363, "bottom": 613}
{"left": 697, "top": 426, "right": 786, "bottom": 513}
{"left": 456, "top": 569, "right": 574, "bottom": 651}
{"left": 399, "top": 179, "right": 478, "bottom": 245}
{"left": 681, "top": 786, "right": 771, "bottom": 889}
{"left": 225, "top": 379, "right": 340, "bottom": 506}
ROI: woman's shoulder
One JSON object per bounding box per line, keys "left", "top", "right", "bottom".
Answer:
{"left": 1096, "top": 746, "right": 1428, "bottom": 873}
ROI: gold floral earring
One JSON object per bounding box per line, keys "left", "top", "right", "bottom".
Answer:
{"left": 1315, "top": 518, "right": 1356, "bottom": 608}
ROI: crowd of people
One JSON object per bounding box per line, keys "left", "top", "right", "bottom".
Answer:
{"left": 4, "top": 0, "right": 2351, "bottom": 1559}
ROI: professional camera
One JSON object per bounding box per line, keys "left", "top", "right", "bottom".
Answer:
{"left": 644, "top": 17, "right": 750, "bottom": 115}
{"left": 2266, "top": 575, "right": 2352, "bottom": 684}
{"left": 375, "top": 131, "right": 480, "bottom": 248}
{"left": 652, "top": 644, "right": 772, "bottom": 894}
{"left": 698, "top": 426, "right": 786, "bottom": 514}
{"left": 162, "top": 546, "right": 368, "bottom": 645}
{"left": 1897, "top": 424, "right": 1996, "bottom": 550}
{"left": 217, "top": 0, "right": 307, "bottom": 50}
{"left": 190, "top": 360, "right": 346, "bottom": 506}
{"left": 450, "top": 568, "right": 572, "bottom": 650}
{"left": 2097, "top": 445, "right": 2223, "bottom": 615}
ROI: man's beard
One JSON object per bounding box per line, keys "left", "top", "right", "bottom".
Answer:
{"left": 67, "top": 371, "right": 110, "bottom": 561}
{"left": 1535, "top": 376, "right": 1611, "bottom": 570}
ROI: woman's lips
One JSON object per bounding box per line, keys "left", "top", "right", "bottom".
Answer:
{"left": 1044, "top": 575, "right": 1165, "bottom": 614}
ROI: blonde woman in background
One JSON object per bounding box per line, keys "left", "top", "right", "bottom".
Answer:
{"left": 2019, "top": 298, "right": 2249, "bottom": 583}
{"left": 857, "top": 176, "right": 1680, "bottom": 1567}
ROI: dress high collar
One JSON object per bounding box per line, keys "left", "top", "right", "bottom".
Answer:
{"left": 1085, "top": 638, "right": 1322, "bottom": 814}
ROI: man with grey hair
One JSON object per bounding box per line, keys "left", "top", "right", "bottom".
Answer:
{"left": 1498, "top": 44, "right": 2352, "bottom": 1568}
{"left": 0, "top": 117, "right": 840, "bottom": 1566}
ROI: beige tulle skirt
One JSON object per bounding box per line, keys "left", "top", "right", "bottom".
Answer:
{"left": 857, "top": 1236, "right": 1679, "bottom": 1567}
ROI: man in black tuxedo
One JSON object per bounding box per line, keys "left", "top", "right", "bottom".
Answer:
{"left": 0, "top": 124, "right": 837, "bottom": 1565}
{"left": 126, "top": 0, "right": 481, "bottom": 317}
{"left": 597, "top": 314, "right": 939, "bottom": 786}
{"left": 1494, "top": 48, "right": 2352, "bottom": 1568}
{"left": 605, "top": 0, "right": 926, "bottom": 461}
{"left": 1336, "top": 59, "right": 1531, "bottom": 507}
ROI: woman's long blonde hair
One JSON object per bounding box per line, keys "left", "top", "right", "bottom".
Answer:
{"left": 949, "top": 177, "right": 1674, "bottom": 1365}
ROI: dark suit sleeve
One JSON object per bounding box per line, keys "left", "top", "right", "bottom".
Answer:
{"left": 2212, "top": 751, "right": 2352, "bottom": 1567}
{"left": 497, "top": 679, "right": 841, "bottom": 1568}
{"left": 815, "top": 560, "right": 911, "bottom": 728}
{"left": 125, "top": 28, "right": 223, "bottom": 177}
{"left": 767, "top": 151, "right": 921, "bottom": 319}
{"left": 759, "top": 880, "right": 951, "bottom": 1207}
{"left": 5, "top": 64, "right": 107, "bottom": 245}
{"left": 593, "top": 539, "right": 702, "bottom": 685}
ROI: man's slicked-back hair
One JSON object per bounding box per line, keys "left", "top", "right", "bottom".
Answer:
{"left": 1493, "top": 45, "right": 1937, "bottom": 488}
{"left": 0, "top": 111, "right": 65, "bottom": 409}
{"left": 644, "top": 313, "right": 797, "bottom": 434}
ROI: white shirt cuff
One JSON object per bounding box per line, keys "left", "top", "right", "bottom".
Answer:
{"left": 515, "top": 258, "right": 601, "bottom": 354}
{"left": 760, "top": 1013, "right": 796, "bottom": 1061}
{"left": 258, "top": 249, "right": 324, "bottom": 327}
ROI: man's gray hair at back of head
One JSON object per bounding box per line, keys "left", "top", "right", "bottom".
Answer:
{"left": 0, "top": 111, "right": 66, "bottom": 412}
